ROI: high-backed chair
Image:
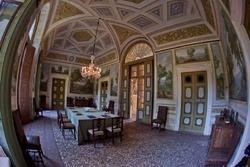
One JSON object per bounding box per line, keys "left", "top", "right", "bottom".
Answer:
{"left": 151, "top": 106, "right": 168, "bottom": 132}
{"left": 12, "top": 109, "right": 44, "bottom": 166}
{"left": 33, "top": 98, "right": 43, "bottom": 117}
{"left": 87, "top": 118, "right": 106, "bottom": 147}
{"left": 60, "top": 113, "right": 76, "bottom": 139}
{"left": 67, "top": 97, "right": 74, "bottom": 107}
{"left": 106, "top": 117, "right": 123, "bottom": 144}
{"left": 103, "top": 100, "right": 115, "bottom": 114}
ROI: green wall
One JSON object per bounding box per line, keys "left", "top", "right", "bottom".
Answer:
{"left": 0, "top": 0, "right": 37, "bottom": 166}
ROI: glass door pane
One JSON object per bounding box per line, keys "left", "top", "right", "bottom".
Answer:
{"left": 138, "top": 78, "right": 144, "bottom": 109}
{"left": 130, "top": 78, "right": 138, "bottom": 121}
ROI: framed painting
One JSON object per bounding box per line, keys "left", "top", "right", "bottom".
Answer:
{"left": 211, "top": 42, "right": 225, "bottom": 100}
{"left": 110, "top": 63, "right": 118, "bottom": 96}
{"left": 218, "top": 3, "right": 247, "bottom": 101}
{"left": 175, "top": 45, "right": 209, "bottom": 64}
{"left": 51, "top": 64, "right": 69, "bottom": 75}
{"left": 70, "top": 68, "right": 94, "bottom": 94}
{"left": 156, "top": 51, "right": 173, "bottom": 99}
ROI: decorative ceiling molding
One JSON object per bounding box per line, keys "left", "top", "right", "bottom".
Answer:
{"left": 111, "top": 24, "right": 140, "bottom": 45}
{"left": 153, "top": 24, "right": 212, "bottom": 45}
{"left": 117, "top": 7, "right": 135, "bottom": 20}
{"left": 167, "top": 0, "right": 187, "bottom": 20}
{"left": 128, "top": 15, "right": 158, "bottom": 30}
{"left": 146, "top": 5, "right": 163, "bottom": 21}
{"left": 95, "top": 50, "right": 117, "bottom": 65}
{"left": 42, "top": 0, "right": 220, "bottom": 64}
{"left": 53, "top": 1, "right": 83, "bottom": 23}
{"left": 47, "top": 52, "right": 68, "bottom": 61}
{"left": 200, "top": 0, "right": 215, "bottom": 29}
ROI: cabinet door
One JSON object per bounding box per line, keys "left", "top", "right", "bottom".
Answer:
{"left": 212, "top": 127, "right": 234, "bottom": 149}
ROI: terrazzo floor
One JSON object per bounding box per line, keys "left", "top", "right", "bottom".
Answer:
{"left": 25, "top": 111, "right": 209, "bottom": 167}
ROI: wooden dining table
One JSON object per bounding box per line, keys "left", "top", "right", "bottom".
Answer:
{"left": 66, "top": 107, "right": 119, "bottom": 145}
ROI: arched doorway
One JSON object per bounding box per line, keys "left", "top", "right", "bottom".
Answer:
{"left": 121, "top": 42, "right": 154, "bottom": 124}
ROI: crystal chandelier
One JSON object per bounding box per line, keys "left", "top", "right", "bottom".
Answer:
{"left": 81, "top": 18, "right": 101, "bottom": 79}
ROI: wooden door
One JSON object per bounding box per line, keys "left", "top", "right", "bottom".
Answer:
{"left": 128, "top": 61, "right": 153, "bottom": 124}
{"left": 52, "top": 78, "right": 66, "bottom": 109}
{"left": 180, "top": 71, "right": 207, "bottom": 133}
{"left": 100, "top": 81, "right": 108, "bottom": 109}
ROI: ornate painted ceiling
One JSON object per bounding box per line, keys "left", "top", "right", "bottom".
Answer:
{"left": 41, "top": 0, "right": 218, "bottom": 65}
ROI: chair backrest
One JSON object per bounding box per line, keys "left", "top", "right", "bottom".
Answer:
{"left": 91, "top": 118, "right": 105, "bottom": 135}
{"left": 67, "top": 97, "right": 74, "bottom": 107}
{"left": 108, "top": 100, "right": 115, "bottom": 113}
{"left": 111, "top": 117, "right": 123, "bottom": 131}
{"left": 12, "top": 110, "right": 28, "bottom": 147}
{"left": 157, "top": 106, "right": 168, "bottom": 122}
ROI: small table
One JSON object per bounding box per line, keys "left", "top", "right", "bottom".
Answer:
{"left": 66, "top": 107, "right": 119, "bottom": 145}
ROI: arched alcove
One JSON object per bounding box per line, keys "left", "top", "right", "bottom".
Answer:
{"left": 120, "top": 41, "right": 154, "bottom": 124}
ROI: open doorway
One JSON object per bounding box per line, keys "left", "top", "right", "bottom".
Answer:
{"left": 121, "top": 42, "right": 154, "bottom": 124}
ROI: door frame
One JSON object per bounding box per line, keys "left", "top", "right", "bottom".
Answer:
{"left": 176, "top": 62, "right": 213, "bottom": 135}
{"left": 97, "top": 76, "right": 110, "bottom": 111}
{"left": 127, "top": 57, "right": 154, "bottom": 123}
{"left": 48, "top": 74, "right": 69, "bottom": 109}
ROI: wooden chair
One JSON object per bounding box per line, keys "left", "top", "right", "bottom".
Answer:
{"left": 61, "top": 118, "right": 76, "bottom": 139}
{"left": 103, "top": 100, "right": 115, "bottom": 114}
{"left": 67, "top": 97, "right": 74, "bottom": 107}
{"left": 87, "top": 118, "right": 106, "bottom": 147}
{"left": 33, "top": 98, "right": 43, "bottom": 117}
{"left": 56, "top": 110, "right": 70, "bottom": 129}
{"left": 151, "top": 106, "right": 168, "bottom": 132}
{"left": 12, "top": 109, "right": 44, "bottom": 166}
{"left": 106, "top": 117, "right": 123, "bottom": 144}
{"left": 58, "top": 112, "right": 76, "bottom": 139}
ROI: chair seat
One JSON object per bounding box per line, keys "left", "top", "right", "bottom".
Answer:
{"left": 63, "top": 123, "right": 75, "bottom": 129}
{"left": 26, "top": 135, "right": 41, "bottom": 149}
{"left": 61, "top": 117, "right": 70, "bottom": 122}
{"left": 88, "top": 129, "right": 104, "bottom": 136}
{"left": 61, "top": 113, "right": 67, "bottom": 118}
{"left": 106, "top": 127, "right": 122, "bottom": 133}
{"left": 152, "top": 119, "right": 164, "bottom": 124}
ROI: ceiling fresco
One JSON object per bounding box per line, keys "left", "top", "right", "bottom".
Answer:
{"left": 42, "top": 0, "right": 218, "bottom": 65}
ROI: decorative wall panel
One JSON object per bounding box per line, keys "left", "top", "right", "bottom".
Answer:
{"left": 70, "top": 68, "right": 94, "bottom": 94}
{"left": 211, "top": 42, "right": 225, "bottom": 100}
{"left": 156, "top": 51, "right": 173, "bottom": 99}
{"left": 153, "top": 24, "right": 212, "bottom": 45}
{"left": 219, "top": 4, "right": 247, "bottom": 101}
{"left": 110, "top": 63, "right": 119, "bottom": 96}
{"left": 175, "top": 44, "right": 209, "bottom": 64}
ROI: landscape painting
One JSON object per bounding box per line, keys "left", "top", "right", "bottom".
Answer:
{"left": 40, "top": 63, "right": 50, "bottom": 92}
{"left": 219, "top": 4, "right": 247, "bottom": 101}
{"left": 156, "top": 51, "right": 173, "bottom": 99}
{"left": 110, "top": 64, "right": 118, "bottom": 96}
{"left": 51, "top": 64, "right": 69, "bottom": 74}
{"left": 100, "top": 66, "right": 110, "bottom": 78}
{"left": 211, "top": 42, "right": 225, "bottom": 100}
{"left": 70, "top": 68, "right": 94, "bottom": 94}
{"left": 175, "top": 45, "right": 209, "bottom": 64}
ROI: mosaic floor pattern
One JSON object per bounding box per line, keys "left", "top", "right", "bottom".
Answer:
{"left": 50, "top": 112, "right": 209, "bottom": 167}
{"left": 25, "top": 111, "right": 209, "bottom": 167}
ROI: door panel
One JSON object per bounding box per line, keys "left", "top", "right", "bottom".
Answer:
{"left": 52, "top": 78, "right": 65, "bottom": 109}
{"left": 124, "top": 60, "right": 153, "bottom": 124}
{"left": 180, "top": 71, "right": 207, "bottom": 133}
{"left": 100, "top": 81, "right": 108, "bottom": 109}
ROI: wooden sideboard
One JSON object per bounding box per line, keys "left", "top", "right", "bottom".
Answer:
{"left": 206, "top": 116, "right": 243, "bottom": 166}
